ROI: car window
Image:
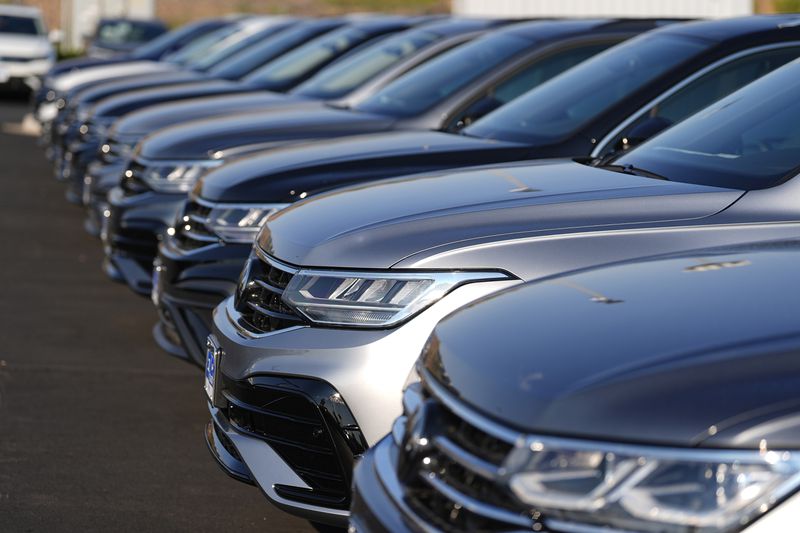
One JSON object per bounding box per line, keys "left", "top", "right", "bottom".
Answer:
{"left": 446, "top": 41, "right": 614, "bottom": 131}
{"left": 599, "top": 46, "right": 800, "bottom": 156}
{"left": 96, "top": 21, "right": 163, "bottom": 44}
{"left": 244, "top": 26, "right": 370, "bottom": 87}
{"left": 189, "top": 24, "right": 290, "bottom": 72}
{"left": 353, "top": 32, "right": 534, "bottom": 118}
{"left": 0, "top": 15, "right": 43, "bottom": 36}
{"left": 614, "top": 60, "right": 800, "bottom": 190}
{"left": 292, "top": 30, "right": 440, "bottom": 99}
{"left": 462, "top": 33, "right": 708, "bottom": 144}
{"left": 209, "top": 22, "right": 340, "bottom": 79}
{"left": 165, "top": 24, "right": 244, "bottom": 65}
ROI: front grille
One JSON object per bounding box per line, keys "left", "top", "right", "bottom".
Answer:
{"left": 121, "top": 159, "right": 151, "bottom": 196}
{"left": 233, "top": 252, "right": 305, "bottom": 334}
{"left": 218, "top": 374, "right": 368, "bottom": 508}
{"left": 100, "top": 137, "right": 134, "bottom": 165}
{"left": 172, "top": 200, "right": 219, "bottom": 251}
{"left": 399, "top": 377, "right": 543, "bottom": 532}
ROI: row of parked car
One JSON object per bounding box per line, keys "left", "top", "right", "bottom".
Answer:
{"left": 35, "top": 11, "right": 800, "bottom": 532}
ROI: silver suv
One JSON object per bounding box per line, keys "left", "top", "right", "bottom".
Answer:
{"left": 205, "top": 59, "right": 800, "bottom": 527}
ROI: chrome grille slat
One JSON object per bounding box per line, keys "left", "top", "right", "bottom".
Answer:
{"left": 172, "top": 200, "right": 219, "bottom": 251}
{"left": 233, "top": 250, "right": 304, "bottom": 334}
{"left": 420, "top": 473, "right": 534, "bottom": 529}
{"left": 433, "top": 435, "right": 503, "bottom": 481}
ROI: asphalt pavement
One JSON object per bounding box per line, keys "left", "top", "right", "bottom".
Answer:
{"left": 0, "top": 98, "right": 312, "bottom": 532}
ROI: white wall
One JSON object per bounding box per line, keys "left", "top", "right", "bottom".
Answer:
{"left": 64, "top": 0, "right": 156, "bottom": 50}
{"left": 452, "top": 0, "right": 754, "bottom": 19}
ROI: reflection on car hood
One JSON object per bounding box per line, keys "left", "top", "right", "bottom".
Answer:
{"left": 90, "top": 79, "right": 246, "bottom": 118}
{"left": 199, "top": 131, "right": 529, "bottom": 202}
{"left": 75, "top": 70, "right": 206, "bottom": 105}
{"left": 426, "top": 239, "right": 800, "bottom": 448}
{"left": 260, "top": 160, "right": 742, "bottom": 268}
{"left": 112, "top": 92, "right": 308, "bottom": 136}
{"left": 138, "top": 106, "right": 394, "bottom": 160}
{"left": 52, "top": 60, "right": 175, "bottom": 91}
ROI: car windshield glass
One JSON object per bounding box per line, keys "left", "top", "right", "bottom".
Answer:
{"left": 165, "top": 24, "right": 244, "bottom": 65}
{"left": 244, "top": 26, "right": 370, "bottom": 87}
{"left": 96, "top": 21, "right": 163, "bottom": 45}
{"left": 614, "top": 60, "right": 800, "bottom": 190}
{"left": 292, "top": 29, "right": 439, "bottom": 99}
{"left": 209, "top": 22, "right": 339, "bottom": 79}
{"left": 0, "top": 15, "right": 43, "bottom": 35}
{"left": 353, "top": 32, "right": 532, "bottom": 117}
{"left": 132, "top": 21, "right": 216, "bottom": 59}
{"left": 189, "top": 24, "right": 289, "bottom": 71}
{"left": 464, "top": 33, "right": 708, "bottom": 143}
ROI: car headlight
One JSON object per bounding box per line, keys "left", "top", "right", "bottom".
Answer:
{"left": 504, "top": 436, "right": 800, "bottom": 532}
{"left": 177, "top": 203, "right": 287, "bottom": 244}
{"left": 142, "top": 161, "right": 223, "bottom": 193}
{"left": 281, "top": 269, "right": 509, "bottom": 328}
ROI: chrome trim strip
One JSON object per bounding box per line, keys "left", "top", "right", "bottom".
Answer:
{"left": 591, "top": 42, "right": 800, "bottom": 158}
{"left": 433, "top": 435, "right": 503, "bottom": 481}
{"left": 421, "top": 368, "right": 522, "bottom": 445}
{"left": 421, "top": 472, "right": 533, "bottom": 528}
{"left": 254, "top": 246, "right": 300, "bottom": 274}
{"left": 225, "top": 297, "right": 308, "bottom": 340}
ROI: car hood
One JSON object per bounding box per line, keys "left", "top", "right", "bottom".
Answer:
{"left": 138, "top": 107, "right": 394, "bottom": 160}
{"left": 200, "top": 131, "right": 529, "bottom": 202}
{"left": 75, "top": 70, "right": 207, "bottom": 105}
{"left": 0, "top": 34, "right": 50, "bottom": 57}
{"left": 260, "top": 160, "right": 743, "bottom": 269}
{"left": 112, "top": 92, "right": 310, "bottom": 137}
{"left": 426, "top": 240, "right": 800, "bottom": 449}
{"left": 91, "top": 79, "right": 249, "bottom": 118}
{"left": 52, "top": 60, "right": 175, "bottom": 91}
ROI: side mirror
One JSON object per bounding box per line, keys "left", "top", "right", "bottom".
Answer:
{"left": 616, "top": 116, "right": 673, "bottom": 152}
{"left": 48, "top": 29, "right": 63, "bottom": 44}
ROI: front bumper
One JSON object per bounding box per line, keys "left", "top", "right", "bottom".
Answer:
{"left": 209, "top": 277, "right": 516, "bottom": 523}
{"left": 0, "top": 59, "right": 52, "bottom": 88}
{"left": 102, "top": 186, "right": 184, "bottom": 295}
{"left": 153, "top": 241, "right": 249, "bottom": 367}
{"left": 84, "top": 161, "right": 127, "bottom": 236}
{"left": 350, "top": 438, "right": 414, "bottom": 533}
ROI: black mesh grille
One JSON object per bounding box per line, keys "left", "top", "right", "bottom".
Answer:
{"left": 399, "top": 382, "right": 542, "bottom": 532}
{"left": 121, "top": 159, "right": 150, "bottom": 196}
{"left": 172, "top": 200, "right": 219, "bottom": 251}
{"left": 233, "top": 253, "right": 304, "bottom": 334}
{"left": 218, "top": 374, "right": 368, "bottom": 509}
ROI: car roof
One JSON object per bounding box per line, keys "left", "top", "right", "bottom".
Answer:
{"left": 414, "top": 17, "right": 512, "bottom": 37}
{"left": 660, "top": 14, "right": 800, "bottom": 42}
{"left": 0, "top": 4, "right": 43, "bottom": 18}
{"left": 497, "top": 18, "right": 683, "bottom": 43}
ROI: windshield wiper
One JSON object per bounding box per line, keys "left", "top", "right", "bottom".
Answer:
{"left": 600, "top": 163, "right": 669, "bottom": 181}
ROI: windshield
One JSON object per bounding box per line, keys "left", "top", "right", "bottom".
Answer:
{"left": 189, "top": 23, "right": 290, "bottom": 72}
{"left": 165, "top": 24, "right": 245, "bottom": 65}
{"left": 209, "top": 21, "right": 341, "bottom": 79}
{"left": 244, "top": 26, "right": 371, "bottom": 89}
{"left": 353, "top": 32, "right": 533, "bottom": 117}
{"left": 614, "top": 60, "right": 800, "bottom": 190}
{"left": 464, "top": 33, "right": 708, "bottom": 144}
{"left": 292, "top": 29, "right": 439, "bottom": 99}
{"left": 0, "top": 14, "right": 44, "bottom": 36}
{"left": 132, "top": 20, "right": 220, "bottom": 59}
{"left": 95, "top": 21, "right": 164, "bottom": 45}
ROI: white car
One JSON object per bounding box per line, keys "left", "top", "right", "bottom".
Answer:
{"left": 0, "top": 5, "right": 55, "bottom": 89}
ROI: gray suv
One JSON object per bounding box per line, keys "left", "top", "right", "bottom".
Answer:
{"left": 205, "top": 59, "right": 800, "bottom": 527}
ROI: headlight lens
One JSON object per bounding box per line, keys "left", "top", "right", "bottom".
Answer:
{"left": 142, "top": 161, "right": 223, "bottom": 193}
{"left": 505, "top": 437, "right": 800, "bottom": 532}
{"left": 282, "top": 269, "right": 508, "bottom": 328}
{"left": 205, "top": 203, "right": 287, "bottom": 243}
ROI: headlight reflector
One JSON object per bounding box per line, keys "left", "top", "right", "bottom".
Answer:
{"left": 505, "top": 437, "right": 800, "bottom": 532}
{"left": 206, "top": 204, "right": 287, "bottom": 243}
{"left": 282, "top": 269, "right": 508, "bottom": 328}
{"left": 142, "top": 160, "right": 223, "bottom": 193}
